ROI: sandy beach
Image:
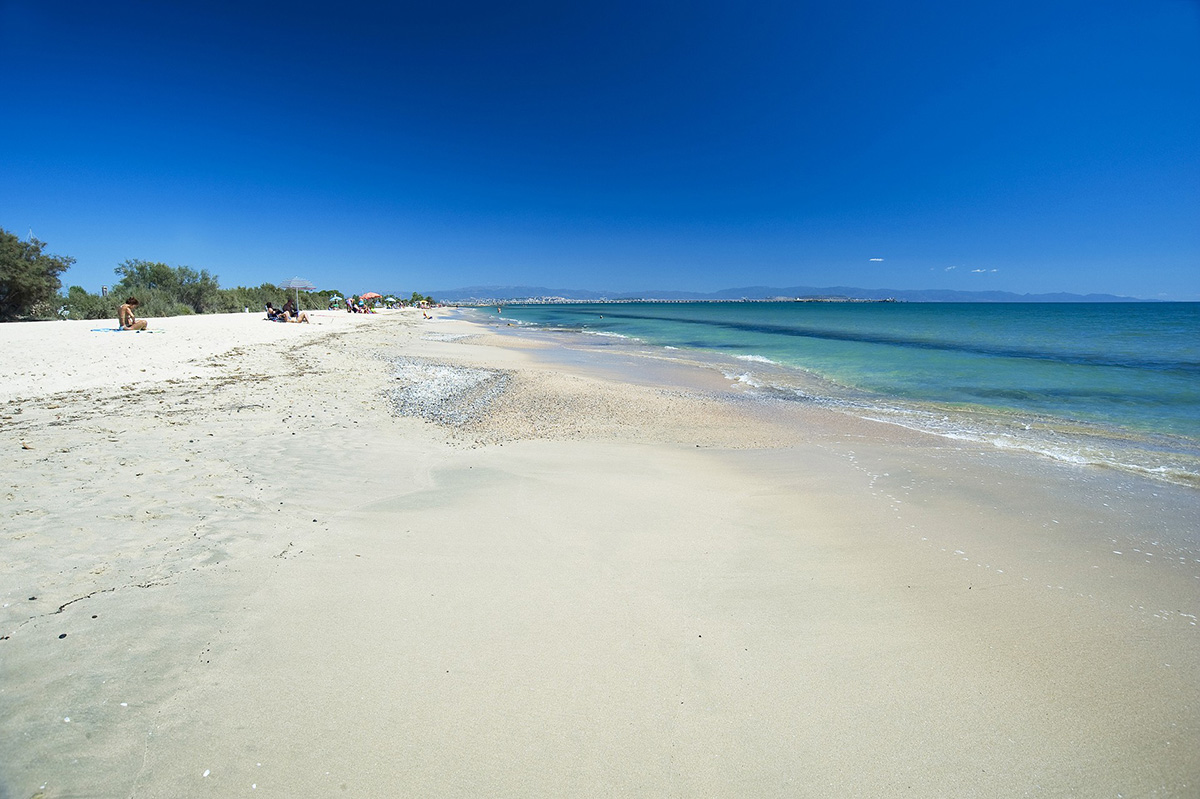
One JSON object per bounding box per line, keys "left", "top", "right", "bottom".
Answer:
{"left": 3, "top": 309, "right": 1198, "bottom": 797}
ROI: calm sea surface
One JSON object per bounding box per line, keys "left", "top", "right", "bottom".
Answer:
{"left": 476, "top": 302, "right": 1200, "bottom": 485}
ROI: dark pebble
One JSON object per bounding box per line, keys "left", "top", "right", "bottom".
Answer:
{"left": 28, "top": 596, "right": 36, "bottom": 601}
{"left": 58, "top": 634, "right": 66, "bottom": 639}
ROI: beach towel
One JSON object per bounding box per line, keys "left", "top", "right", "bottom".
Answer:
{"left": 91, "top": 328, "right": 162, "bottom": 333}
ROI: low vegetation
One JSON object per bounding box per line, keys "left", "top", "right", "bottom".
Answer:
{"left": 0, "top": 227, "right": 435, "bottom": 321}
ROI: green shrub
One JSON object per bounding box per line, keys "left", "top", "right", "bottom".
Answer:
{"left": 0, "top": 228, "right": 75, "bottom": 320}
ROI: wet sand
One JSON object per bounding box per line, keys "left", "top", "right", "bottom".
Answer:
{"left": 2, "top": 309, "right": 1197, "bottom": 796}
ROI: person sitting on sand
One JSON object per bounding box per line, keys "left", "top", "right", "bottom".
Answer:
{"left": 118, "top": 297, "right": 148, "bottom": 331}
{"left": 265, "top": 302, "right": 309, "bottom": 323}
{"left": 281, "top": 298, "right": 309, "bottom": 323}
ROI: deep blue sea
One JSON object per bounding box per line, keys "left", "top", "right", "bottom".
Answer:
{"left": 476, "top": 302, "right": 1200, "bottom": 485}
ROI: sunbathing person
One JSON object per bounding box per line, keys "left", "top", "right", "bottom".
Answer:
{"left": 267, "top": 301, "right": 309, "bottom": 323}
{"left": 281, "top": 298, "right": 309, "bottom": 323}
{"left": 118, "top": 297, "right": 148, "bottom": 331}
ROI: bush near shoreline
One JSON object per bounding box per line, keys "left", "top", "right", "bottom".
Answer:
{"left": 1, "top": 227, "right": 433, "bottom": 321}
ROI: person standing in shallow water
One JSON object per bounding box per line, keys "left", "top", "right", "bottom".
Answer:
{"left": 118, "top": 297, "right": 148, "bottom": 331}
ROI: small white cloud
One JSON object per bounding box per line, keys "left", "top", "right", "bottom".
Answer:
{"left": 990, "top": 269, "right": 998, "bottom": 272}
{"left": 971, "top": 268, "right": 986, "bottom": 273}
{"left": 869, "top": 258, "right": 884, "bottom": 262}
{"left": 945, "top": 266, "right": 958, "bottom": 271}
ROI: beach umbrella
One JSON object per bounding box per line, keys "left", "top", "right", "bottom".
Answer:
{"left": 384, "top": 296, "right": 397, "bottom": 303}
{"left": 360, "top": 292, "right": 382, "bottom": 300}
{"left": 279, "top": 277, "right": 316, "bottom": 310}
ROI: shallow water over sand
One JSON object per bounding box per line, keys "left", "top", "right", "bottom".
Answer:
{"left": 475, "top": 303, "right": 1200, "bottom": 486}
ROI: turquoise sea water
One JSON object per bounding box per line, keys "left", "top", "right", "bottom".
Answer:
{"left": 477, "top": 302, "right": 1200, "bottom": 485}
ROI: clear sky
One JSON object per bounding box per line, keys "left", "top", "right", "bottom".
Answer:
{"left": 2, "top": 0, "right": 1197, "bottom": 299}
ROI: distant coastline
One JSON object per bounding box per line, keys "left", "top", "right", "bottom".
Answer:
{"left": 452, "top": 296, "right": 902, "bottom": 306}
{"left": 430, "top": 284, "right": 1159, "bottom": 304}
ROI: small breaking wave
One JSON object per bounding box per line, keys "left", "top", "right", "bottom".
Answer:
{"left": 722, "top": 370, "right": 765, "bottom": 388}
{"left": 583, "top": 330, "right": 638, "bottom": 341}
{"left": 719, "top": 361, "right": 1200, "bottom": 488}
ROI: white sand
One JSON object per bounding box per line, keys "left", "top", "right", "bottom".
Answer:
{"left": 2, "top": 309, "right": 1198, "bottom": 797}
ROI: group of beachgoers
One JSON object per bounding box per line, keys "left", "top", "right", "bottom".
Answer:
{"left": 114, "top": 295, "right": 421, "bottom": 330}
{"left": 114, "top": 296, "right": 311, "bottom": 331}
{"left": 265, "top": 299, "right": 310, "bottom": 323}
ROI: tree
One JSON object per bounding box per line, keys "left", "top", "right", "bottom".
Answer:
{"left": 62, "top": 285, "right": 118, "bottom": 320}
{"left": 0, "top": 228, "right": 75, "bottom": 321}
{"left": 113, "top": 259, "right": 221, "bottom": 314}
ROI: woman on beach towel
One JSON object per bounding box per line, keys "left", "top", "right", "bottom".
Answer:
{"left": 267, "top": 301, "right": 309, "bottom": 323}
{"left": 118, "top": 297, "right": 148, "bottom": 331}
{"left": 281, "top": 298, "right": 309, "bottom": 322}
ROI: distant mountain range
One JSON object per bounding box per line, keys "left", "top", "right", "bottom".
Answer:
{"left": 429, "top": 284, "right": 1153, "bottom": 303}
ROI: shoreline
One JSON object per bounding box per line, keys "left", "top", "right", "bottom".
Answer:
{"left": 465, "top": 306, "right": 1200, "bottom": 488}
{"left": 3, "top": 310, "right": 1198, "bottom": 796}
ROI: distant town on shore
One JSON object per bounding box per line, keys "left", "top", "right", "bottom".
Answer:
{"left": 431, "top": 284, "right": 1157, "bottom": 305}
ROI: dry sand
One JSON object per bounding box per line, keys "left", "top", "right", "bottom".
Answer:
{"left": 2, "top": 309, "right": 1198, "bottom": 797}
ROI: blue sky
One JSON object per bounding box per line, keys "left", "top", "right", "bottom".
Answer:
{"left": 2, "top": 0, "right": 1197, "bottom": 299}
